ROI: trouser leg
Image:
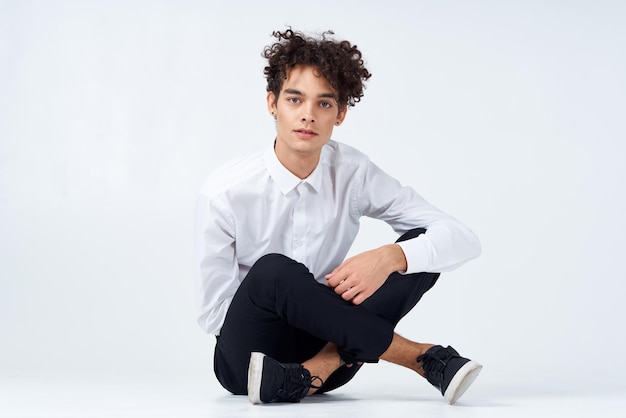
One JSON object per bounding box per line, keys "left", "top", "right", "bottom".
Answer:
{"left": 318, "top": 228, "right": 440, "bottom": 392}
{"left": 214, "top": 253, "right": 394, "bottom": 395}
{"left": 214, "top": 228, "right": 439, "bottom": 395}
{"left": 360, "top": 227, "right": 440, "bottom": 322}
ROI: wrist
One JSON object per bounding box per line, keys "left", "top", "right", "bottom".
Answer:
{"left": 381, "top": 244, "right": 407, "bottom": 273}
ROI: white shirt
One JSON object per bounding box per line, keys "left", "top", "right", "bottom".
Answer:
{"left": 194, "top": 140, "right": 481, "bottom": 335}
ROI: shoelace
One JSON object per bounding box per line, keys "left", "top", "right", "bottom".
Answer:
{"left": 416, "top": 346, "right": 458, "bottom": 387}
{"left": 276, "top": 365, "right": 324, "bottom": 402}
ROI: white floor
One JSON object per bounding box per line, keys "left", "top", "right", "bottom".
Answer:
{"left": 2, "top": 371, "right": 625, "bottom": 418}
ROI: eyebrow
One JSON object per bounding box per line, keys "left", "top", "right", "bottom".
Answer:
{"left": 283, "top": 88, "right": 337, "bottom": 100}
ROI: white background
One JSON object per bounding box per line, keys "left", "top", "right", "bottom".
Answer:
{"left": 1, "top": 0, "right": 625, "bottom": 404}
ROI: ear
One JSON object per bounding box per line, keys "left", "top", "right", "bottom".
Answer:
{"left": 335, "top": 106, "right": 348, "bottom": 126}
{"left": 267, "top": 92, "right": 277, "bottom": 116}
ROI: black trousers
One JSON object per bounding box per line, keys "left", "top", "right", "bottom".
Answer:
{"left": 213, "top": 228, "right": 440, "bottom": 395}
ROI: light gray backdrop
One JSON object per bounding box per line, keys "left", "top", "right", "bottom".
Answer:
{"left": 1, "top": 0, "right": 625, "bottom": 396}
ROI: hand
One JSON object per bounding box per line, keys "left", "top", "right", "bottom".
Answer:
{"left": 325, "top": 244, "right": 407, "bottom": 305}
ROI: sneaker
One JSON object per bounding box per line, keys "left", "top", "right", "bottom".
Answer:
{"left": 247, "top": 352, "right": 322, "bottom": 404}
{"left": 416, "top": 345, "right": 482, "bottom": 405}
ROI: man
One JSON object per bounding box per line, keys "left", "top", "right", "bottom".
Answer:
{"left": 194, "top": 28, "right": 483, "bottom": 405}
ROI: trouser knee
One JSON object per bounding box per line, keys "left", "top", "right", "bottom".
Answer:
{"left": 244, "top": 253, "right": 316, "bottom": 310}
{"left": 397, "top": 227, "right": 427, "bottom": 243}
{"left": 247, "top": 253, "right": 309, "bottom": 287}
{"left": 250, "top": 253, "right": 294, "bottom": 274}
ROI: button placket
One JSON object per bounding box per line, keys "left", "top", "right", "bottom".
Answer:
{"left": 292, "top": 183, "right": 307, "bottom": 263}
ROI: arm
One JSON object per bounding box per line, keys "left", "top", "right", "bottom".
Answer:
{"left": 326, "top": 158, "right": 481, "bottom": 304}
{"left": 194, "top": 194, "right": 239, "bottom": 335}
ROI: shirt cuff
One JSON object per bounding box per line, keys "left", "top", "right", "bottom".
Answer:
{"left": 396, "top": 236, "right": 434, "bottom": 274}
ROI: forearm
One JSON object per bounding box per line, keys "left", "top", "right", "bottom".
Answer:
{"left": 397, "top": 221, "right": 482, "bottom": 274}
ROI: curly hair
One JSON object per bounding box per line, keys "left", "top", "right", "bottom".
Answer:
{"left": 263, "top": 28, "right": 372, "bottom": 110}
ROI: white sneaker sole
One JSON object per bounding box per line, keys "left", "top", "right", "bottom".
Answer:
{"left": 443, "top": 360, "right": 483, "bottom": 405}
{"left": 247, "top": 352, "right": 265, "bottom": 404}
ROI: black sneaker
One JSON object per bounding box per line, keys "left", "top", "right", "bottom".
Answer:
{"left": 247, "top": 352, "right": 322, "bottom": 404}
{"left": 416, "top": 345, "right": 482, "bottom": 405}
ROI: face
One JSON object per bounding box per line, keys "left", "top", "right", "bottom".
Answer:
{"left": 267, "top": 65, "right": 347, "bottom": 167}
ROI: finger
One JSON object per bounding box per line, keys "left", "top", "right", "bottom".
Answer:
{"left": 352, "top": 289, "right": 372, "bottom": 305}
{"left": 325, "top": 267, "right": 346, "bottom": 286}
{"left": 326, "top": 277, "right": 340, "bottom": 289}
{"left": 351, "top": 293, "right": 364, "bottom": 305}
{"left": 325, "top": 273, "right": 337, "bottom": 286}
{"left": 325, "top": 268, "right": 338, "bottom": 278}
{"left": 333, "top": 281, "right": 345, "bottom": 294}
{"left": 325, "top": 275, "right": 335, "bottom": 287}
{"left": 340, "top": 285, "right": 360, "bottom": 302}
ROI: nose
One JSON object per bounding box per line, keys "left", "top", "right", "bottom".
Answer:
{"left": 301, "top": 103, "right": 316, "bottom": 123}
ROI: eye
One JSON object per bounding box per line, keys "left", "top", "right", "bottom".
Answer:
{"left": 287, "top": 97, "right": 300, "bottom": 104}
{"left": 320, "top": 101, "right": 333, "bottom": 109}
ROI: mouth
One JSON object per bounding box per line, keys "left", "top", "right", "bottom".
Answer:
{"left": 293, "top": 129, "right": 318, "bottom": 139}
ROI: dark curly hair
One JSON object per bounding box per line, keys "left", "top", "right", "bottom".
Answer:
{"left": 263, "top": 28, "right": 372, "bottom": 110}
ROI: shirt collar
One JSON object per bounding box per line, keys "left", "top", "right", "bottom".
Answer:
{"left": 264, "top": 142, "right": 323, "bottom": 195}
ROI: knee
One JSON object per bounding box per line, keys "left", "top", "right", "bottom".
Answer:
{"left": 244, "top": 253, "right": 315, "bottom": 305}
{"left": 248, "top": 253, "right": 310, "bottom": 287}
{"left": 251, "top": 253, "right": 295, "bottom": 275}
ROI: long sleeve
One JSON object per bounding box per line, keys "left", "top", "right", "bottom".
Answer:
{"left": 354, "top": 159, "right": 481, "bottom": 274}
{"left": 193, "top": 141, "right": 481, "bottom": 335}
{"left": 194, "top": 193, "right": 240, "bottom": 335}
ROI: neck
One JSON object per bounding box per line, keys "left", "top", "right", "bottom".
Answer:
{"left": 274, "top": 142, "right": 321, "bottom": 179}
{"left": 276, "top": 152, "right": 319, "bottom": 179}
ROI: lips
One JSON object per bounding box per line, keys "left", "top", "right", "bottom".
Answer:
{"left": 293, "top": 129, "right": 317, "bottom": 139}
